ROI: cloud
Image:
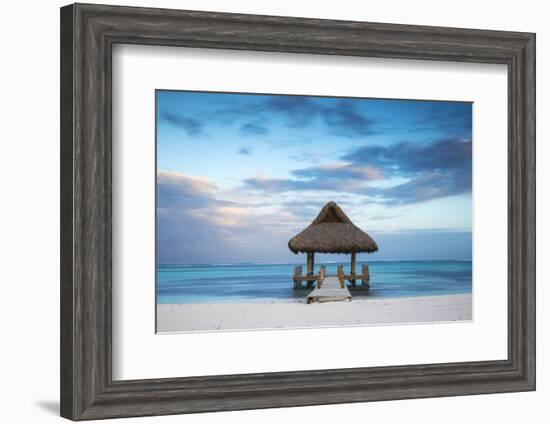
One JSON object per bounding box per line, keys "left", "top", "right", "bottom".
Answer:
{"left": 156, "top": 170, "right": 254, "bottom": 263}
{"left": 155, "top": 169, "right": 472, "bottom": 263}
{"left": 156, "top": 169, "right": 308, "bottom": 263}
{"left": 238, "top": 147, "right": 253, "bottom": 155}
{"left": 322, "top": 101, "right": 376, "bottom": 138}
{"left": 244, "top": 174, "right": 368, "bottom": 194}
{"left": 375, "top": 169, "right": 471, "bottom": 205}
{"left": 411, "top": 103, "right": 472, "bottom": 135}
{"left": 157, "top": 170, "right": 218, "bottom": 209}
{"left": 263, "top": 97, "right": 377, "bottom": 137}
{"left": 263, "top": 96, "right": 324, "bottom": 127}
{"left": 342, "top": 138, "right": 472, "bottom": 205}
{"left": 244, "top": 138, "right": 471, "bottom": 205}
{"left": 244, "top": 177, "right": 306, "bottom": 192}
{"left": 245, "top": 162, "right": 384, "bottom": 193}
{"left": 239, "top": 122, "right": 269, "bottom": 135}
{"left": 287, "top": 152, "right": 324, "bottom": 163}
{"left": 367, "top": 213, "right": 404, "bottom": 221}
{"left": 159, "top": 92, "right": 470, "bottom": 152}
{"left": 212, "top": 95, "right": 378, "bottom": 139}
{"left": 342, "top": 138, "right": 471, "bottom": 174}
{"left": 161, "top": 112, "right": 203, "bottom": 136}
{"left": 292, "top": 163, "right": 384, "bottom": 181}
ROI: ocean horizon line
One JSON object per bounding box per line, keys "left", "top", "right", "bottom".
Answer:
{"left": 157, "top": 258, "right": 472, "bottom": 267}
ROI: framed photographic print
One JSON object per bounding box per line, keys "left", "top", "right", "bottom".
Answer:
{"left": 155, "top": 90, "right": 474, "bottom": 333}
{"left": 60, "top": 3, "right": 535, "bottom": 420}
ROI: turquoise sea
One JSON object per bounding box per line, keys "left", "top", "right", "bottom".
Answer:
{"left": 156, "top": 260, "right": 472, "bottom": 304}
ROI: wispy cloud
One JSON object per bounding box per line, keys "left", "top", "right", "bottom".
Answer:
{"left": 375, "top": 169, "right": 471, "bottom": 205}
{"left": 322, "top": 101, "right": 376, "bottom": 138}
{"left": 411, "top": 104, "right": 472, "bottom": 134}
{"left": 292, "top": 163, "right": 384, "bottom": 181}
{"left": 156, "top": 169, "right": 309, "bottom": 263}
{"left": 184, "top": 95, "right": 378, "bottom": 139}
{"left": 244, "top": 138, "right": 471, "bottom": 205}
{"left": 262, "top": 96, "right": 324, "bottom": 127}
{"left": 157, "top": 170, "right": 218, "bottom": 208}
{"left": 341, "top": 138, "right": 471, "bottom": 174}
{"left": 239, "top": 122, "right": 269, "bottom": 136}
{"left": 262, "top": 97, "right": 377, "bottom": 137}
{"left": 244, "top": 177, "right": 307, "bottom": 192}
{"left": 238, "top": 147, "right": 253, "bottom": 155}
{"left": 161, "top": 112, "right": 203, "bottom": 136}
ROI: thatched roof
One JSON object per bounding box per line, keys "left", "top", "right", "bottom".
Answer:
{"left": 288, "top": 201, "right": 378, "bottom": 254}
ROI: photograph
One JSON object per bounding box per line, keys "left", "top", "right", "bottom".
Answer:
{"left": 155, "top": 90, "right": 473, "bottom": 333}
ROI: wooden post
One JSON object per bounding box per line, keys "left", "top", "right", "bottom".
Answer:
{"left": 350, "top": 252, "right": 356, "bottom": 287}
{"left": 306, "top": 253, "right": 313, "bottom": 288}
{"left": 350, "top": 252, "right": 356, "bottom": 274}
{"left": 337, "top": 264, "right": 345, "bottom": 288}
{"left": 307, "top": 252, "right": 316, "bottom": 288}
{"left": 362, "top": 264, "right": 370, "bottom": 288}
{"left": 306, "top": 253, "right": 312, "bottom": 275}
{"left": 318, "top": 265, "right": 326, "bottom": 289}
{"left": 293, "top": 265, "right": 302, "bottom": 290}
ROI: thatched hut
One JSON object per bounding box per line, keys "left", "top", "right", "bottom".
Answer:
{"left": 288, "top": 201, "right": 378, "bottom": 285}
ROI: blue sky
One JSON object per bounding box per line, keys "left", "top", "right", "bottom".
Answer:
{"left": 156, "top": 90, "right": 472, "bottom": 264}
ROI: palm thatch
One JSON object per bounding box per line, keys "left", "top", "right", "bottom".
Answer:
{"left": 288, "top": 201, "right": 378, "bottom": 254}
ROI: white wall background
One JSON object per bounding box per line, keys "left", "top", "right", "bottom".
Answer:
{"left": 0, "top": 0, "right": 546, "bottom": 423}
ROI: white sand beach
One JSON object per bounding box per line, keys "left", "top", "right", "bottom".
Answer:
{"left": 157, "top": 293, "right": 472, "bottom": 333}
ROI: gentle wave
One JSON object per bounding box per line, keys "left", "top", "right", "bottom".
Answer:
{"left": 156, "top": 260, "right": 472, "bottom": 304}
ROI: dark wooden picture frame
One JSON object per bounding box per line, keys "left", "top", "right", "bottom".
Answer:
{"left": 60, "top": 3, "right": 536, "bottom": 420}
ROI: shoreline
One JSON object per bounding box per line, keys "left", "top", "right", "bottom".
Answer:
{"left": 157, "top": 291, "right": 472, "bottom": 305}
{"left": 157, "top": 293, "right": 472, "bottom": 333}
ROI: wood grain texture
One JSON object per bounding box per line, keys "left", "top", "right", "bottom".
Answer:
{"left": 60, "top": 3, "right": 536, "bottom": 420}
{"left": 60, "top": 4, "right": 74, "bottom": 419}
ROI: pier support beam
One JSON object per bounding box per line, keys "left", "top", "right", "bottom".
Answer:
{"left": 362, "top": 264, "right": 370, "bottom": 288}
{"left": 350, "top": 252, "right": 356, "bottom": 287}
{"left": 306, "top": 252, "right": 315, "bottom": 288}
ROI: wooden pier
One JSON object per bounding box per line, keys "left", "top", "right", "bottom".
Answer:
{"left": 294, "top": 262, "right": 371, "bottom": 304}
{"left": 337, "top": 264, "right": 370, "bottom": 288}
{"left": 307, "top": 276, "right": 352, "bottom": 304}
{"left": 293, "top": 265, "right": 326, "bottom": 289}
